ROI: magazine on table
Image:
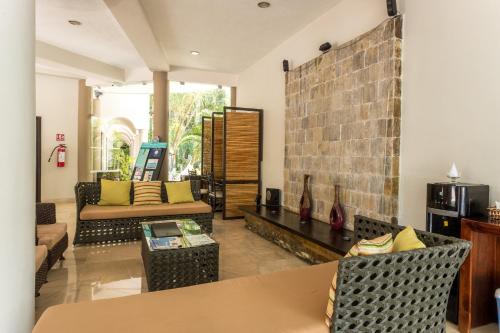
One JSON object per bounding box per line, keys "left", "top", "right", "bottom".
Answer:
{"left": 185, "top": 234, "right": 215, "bottom": 247}
{"left": 149, "top": 237, "right": 183, "bottom": 250}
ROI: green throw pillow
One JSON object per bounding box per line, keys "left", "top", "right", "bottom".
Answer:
{"left": 98, "top": 179, "right": 131, "bottom": 206}
{"left": 165, "top": 181, "right": 194, "bottom": 204}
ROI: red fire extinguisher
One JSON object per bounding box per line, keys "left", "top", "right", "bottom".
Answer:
{"left": 48, "top": 144, "right": 67, "bottom": 167}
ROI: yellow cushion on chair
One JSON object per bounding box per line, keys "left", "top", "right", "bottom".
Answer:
{"left": 98, "top": 179, "right": 131, "bottom": 206}
{"left": 325, "top": 233, "right": 394, "bottom": 327}
{"left": 165, "top": 181, "right": 195, "bottom": 204}
{"left": 393, "top": 226, "right": 426, "bottom": 252}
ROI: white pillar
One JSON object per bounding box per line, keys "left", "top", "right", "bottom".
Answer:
{"left": 0, "top": 1, "right": 36, "bottom": 332}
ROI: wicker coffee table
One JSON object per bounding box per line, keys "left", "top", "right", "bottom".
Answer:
{"left": 141, "top": 219, "right": 219, "bottom": 292}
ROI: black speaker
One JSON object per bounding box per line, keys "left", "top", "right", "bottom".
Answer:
{"left": 282, "top": 59, "right": 289, "bottom": 72}
{"left": 319, "top": 42, "right": 332, "bottom": 53}
{"left": 386, "top": 0, "right": 398, "bottom": 16}
{"left": 266, "top": 188, "right": 281, "bottom": 208}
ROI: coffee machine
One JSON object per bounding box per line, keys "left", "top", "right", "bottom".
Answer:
{"left": 426, "top": 182, "right": 489, "bottom": 323}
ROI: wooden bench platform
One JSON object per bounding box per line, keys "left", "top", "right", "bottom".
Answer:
{"left": 240, "top": 205, "right": 354, "bottom": 264}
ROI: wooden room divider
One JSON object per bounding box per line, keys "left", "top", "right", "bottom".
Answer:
{"left": 211, "top": 112, "right": 224, "bottom": 180}
{"left": 201, "top": 116, "right": 212, "bottom": 176}
{"left": 223, "top": 107, "right": 263, "bottom": 219}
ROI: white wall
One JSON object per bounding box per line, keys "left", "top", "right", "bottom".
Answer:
{"left": 237, "top": 0, "right": 387, "bottom": 201}
{"left": 100, "top": 89, "right": 151, "bottom": 132}
{"left": 0, "top": 1, "right": 35, "bottom": 332}
{"left": 399, "top": 0, "right": 500, "bottom": 229}
{"left": 36, "top": 74, "right": 79, "bottom": 201}
{"left": 238, "top": 0, "right": 500, "bottom": 229}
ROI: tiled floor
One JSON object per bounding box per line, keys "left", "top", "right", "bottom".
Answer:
{"left": 35, "top": 203, "right": 499, "bottom": 333}
{"left": 35, "top": 202, "right": 306, "bottom": 319}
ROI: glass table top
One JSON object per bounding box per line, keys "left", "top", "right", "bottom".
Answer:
{"left": 142, "top": 219, "right": 215, "bottom": 251}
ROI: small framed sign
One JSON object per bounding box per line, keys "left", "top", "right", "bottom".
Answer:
{"left": 56, "top": 133, "right": 65, "bottom": 141}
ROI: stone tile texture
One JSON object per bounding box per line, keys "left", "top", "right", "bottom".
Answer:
{"left": 284, "top": 17, "right": 403, "bottom": 229}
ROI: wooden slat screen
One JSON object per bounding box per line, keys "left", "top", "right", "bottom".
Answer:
{"left": 212, "top": 116, "right": 224, "bottom": 179}
{"left": 202, "top": 118, "right": 212, "bottom": 175}
{"left": 223, "top": 107, "right": 262, "bottom": 219}
{"left": 225, "top": 184, "right": 259, "bottom": 218}
{"left": 225, "top": 112, "right": 260, "bottom": 181}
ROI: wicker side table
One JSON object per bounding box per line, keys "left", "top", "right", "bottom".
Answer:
{"left": 141, "top": 227, "right": 219, "bottom": 292}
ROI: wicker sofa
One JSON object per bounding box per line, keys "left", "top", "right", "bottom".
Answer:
{"left": 36, "top": 203, "right": 68, "bottom": 269}
{"left": 34, "top": 216, "right": 470, "bottom": 333}
{"left": 74, "top": 180, "right": 214, "bottom": 245}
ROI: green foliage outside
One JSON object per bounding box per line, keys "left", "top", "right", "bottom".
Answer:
{"left": 109, "top": 133, "right": 132, "bottom": 180}
{"left": 169, "top": 88, "right": 228, "bottom": 180}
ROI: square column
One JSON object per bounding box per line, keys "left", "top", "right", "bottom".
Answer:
{"left": 153, "top": 71, "right": 169, "bottom": 180}
{"left": 78, "top": 80, "right": 92, "bottom": 181}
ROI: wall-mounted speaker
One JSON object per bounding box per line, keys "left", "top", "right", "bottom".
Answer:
{"left": 319, "top": 42, "right": 332, "bottom": 53}
{"left": 283, "top": 59, "right": 289, "bottom": 72}
{"left": 266, "top": 188, "right": 281, "bottom": 208}
{"left": 386, "top": 0, "right": 398, "bottom": 16}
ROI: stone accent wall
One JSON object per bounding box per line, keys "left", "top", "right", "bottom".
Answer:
{"left": 284, "top": 17, "right": 402, "bottom": 229}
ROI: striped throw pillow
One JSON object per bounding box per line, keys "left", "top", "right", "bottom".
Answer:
{"left": 133, "top": 181, "right": 162, "bottom": 206}
{"left": 325, "top": 233, "right": 393, "bottom": 327}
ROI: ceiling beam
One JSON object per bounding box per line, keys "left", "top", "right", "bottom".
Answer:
{"left": 169, "top": 67, "right": 238, "bottom": 87}
{"left": 103, "top": 0, "right": 169, "bottom": 72}
{"left": 36, "top": 41, "right": 125, "bottom": 83}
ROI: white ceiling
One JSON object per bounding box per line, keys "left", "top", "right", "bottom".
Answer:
{"left": 36, "top": 0, "right": 145, "bottom": 69}
{"left": 36, "top": 0, "right": 342, "bottom": 77}
{"left": 140, "top": 0, "right": 341, "bottom": 73}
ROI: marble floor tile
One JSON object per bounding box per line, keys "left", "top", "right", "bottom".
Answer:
{"left": 34, "top": 202, "right": 499, "bottom": 333}
{"left": 35, "top": 202, "right": 308, "bottom": 321}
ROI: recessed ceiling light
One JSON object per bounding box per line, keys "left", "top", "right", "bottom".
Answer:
{"left": 190, "top": 50, "right": 200, "bottom": 56}
{"left": 258, "top": 2, "right": 271, "bottom": 8}
{"left": 68, "top": 20, "right": 82, "bottom": 26}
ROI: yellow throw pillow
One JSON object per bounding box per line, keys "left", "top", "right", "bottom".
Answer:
{"left": 133, "top": 181, "right": 162, "bottom": 206}
{"left": 165, "top": 181, "right": 195, "bottom": 204}
{"left": 98, "top": 179, "right": 131, "bottom": 206}
{"left": 325, "top": 233, "right": 393, "bottom": 327}
{"left": 393, "top": 226, "right": 426, "bottom": 252}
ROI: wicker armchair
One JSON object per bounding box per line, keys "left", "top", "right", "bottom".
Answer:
{"left": 74, "top": 181, "right": 213, "bottom": 245}
{"left": 207, "top": 173, "right": 223, "bottom": 212}
{"left": 330, "top": 216, "right": 471, "bottom": 333}
{"left": 36, "top": 203, "right": 68, "bottom": 269}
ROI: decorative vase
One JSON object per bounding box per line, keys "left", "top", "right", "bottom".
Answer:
{"left": 299, "top": 174, "right": 312, "bottom": 223}
{"left": 329, "top": 185, "right": 345, "bottom": 231}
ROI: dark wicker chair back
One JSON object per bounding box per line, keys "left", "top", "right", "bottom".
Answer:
{"left": 331, "top": 215, "right": 471, "bottom": 333}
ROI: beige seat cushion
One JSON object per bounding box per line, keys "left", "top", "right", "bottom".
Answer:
{"left": 35, "top": 245, "right": 48, "bottom": 271}
{"left": 209, "top": 190, "right": 223, "bottom": 198}
{"left": 37, "top": 224, "right": 67, "bottom": 250}
{"left": 80, "top": 201, "right": 212, "bottom": 221}
{"left": 34, "top": 261, "right": 338, "bottom": 333}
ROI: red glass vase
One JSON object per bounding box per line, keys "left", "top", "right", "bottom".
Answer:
{"left": 329, "top": 185, "right": 345, "bottom": 231}
{"left": 299, "top": 174, "right": 312, "bottom": 223}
